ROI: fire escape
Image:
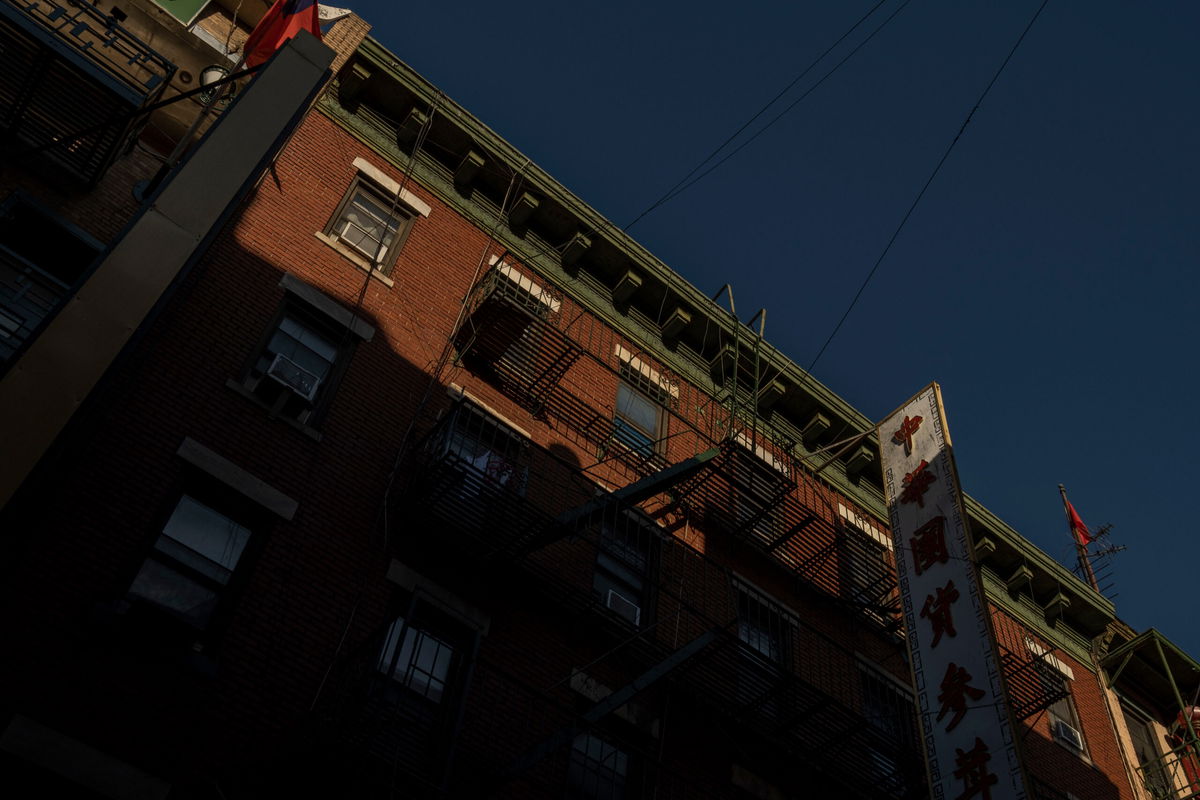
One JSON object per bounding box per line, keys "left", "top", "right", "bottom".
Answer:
{"left": 291, "top": 260, "right": 929, "bottom": 799}
{"left": 0, "top": 0, "right": 175, "bottom": 185}
{"left": 292, "top": 260, "right": 1103, "bottom": 798}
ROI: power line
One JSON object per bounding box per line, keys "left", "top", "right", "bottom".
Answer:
{"left": 623, "top": 0, "right": 894, "bottom": 232}
{"left": 802, "top": 0, "right": 1052, "bottom": 379}
{"left": 627, "top": 0, "right": 917, "bottom": 230}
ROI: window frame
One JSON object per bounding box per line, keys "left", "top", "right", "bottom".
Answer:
{"left": 734, "top": 584, "right": 789, "bottom": 668}
{"left": 237, "top": 295, "right": 358, "bottom": 428}
{"left": 124, "top": 476, "right": 270, "bottom": 644}
{"left": 1045, "top": 675, "right": 1090, "bottom": 757}
{"left": 858, "top": 664, "right": 921, "bottom": 795}
{"left": 323, "top": 174, "right": 416, "bottom": 276}
{"left": 439, "top": 399, "right": 531, "bottom": 498}
{"left": 593, "top": 511, "right": 659, "bottom": 628}
{"left": 612, "top": 363, "right": 671, "bottom": 459}
{"left": 566, "top": 731, "right": 631, "bottom": 800}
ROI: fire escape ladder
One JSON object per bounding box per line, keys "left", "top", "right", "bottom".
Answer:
{"left": 999, "top": 646, "right": 1070, "bottom": 720}
{"left": 453, "top": 265, "right": 581, "bottom": 415}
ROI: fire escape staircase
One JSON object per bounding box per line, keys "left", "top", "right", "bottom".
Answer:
{"left": 381, "top": 264, "right": 925, "bottom": 797}
{"left": 999, "top": 647, "right": 1070, "bottom": 720}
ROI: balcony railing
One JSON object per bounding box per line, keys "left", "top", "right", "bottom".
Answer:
{"left": 1135, "top": 741, "right": 1200, "bottom": 800}
{"left": 11, "top": 0, "right": 174, "bottom": 94}
{"left": 393, "top": 398, "right": 926, "bottom": 799}
{"left": 999, "top": 647, "right": 1070, "bottom": 720}
{"left": 0, "top": 248, "right": 70, "bottom": 363}
{"left": 1, "top": 0, "right": 176, "bottom": 184}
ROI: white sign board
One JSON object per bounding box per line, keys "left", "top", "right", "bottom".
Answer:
{"left": 878, "top": 384, "right": 1027, "bottom": 800}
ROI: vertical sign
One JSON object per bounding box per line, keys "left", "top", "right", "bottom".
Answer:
{"left": 878, "top": 384, "right": 1027, "bottom": 800}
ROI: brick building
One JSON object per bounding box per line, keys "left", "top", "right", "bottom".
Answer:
{"left": 2, "top": 6, "right": 1198, "bottom": 799}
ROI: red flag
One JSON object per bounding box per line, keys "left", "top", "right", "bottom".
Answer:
{"left": 1065, "top": 498, "right": 1093, "bottom": 545}
{"left": 243, "top": 0, "right": 322, "bottom": 68}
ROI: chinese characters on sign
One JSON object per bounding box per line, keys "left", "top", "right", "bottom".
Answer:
{"left": 878, "top": 385, "right": 1026, "bottom": 800}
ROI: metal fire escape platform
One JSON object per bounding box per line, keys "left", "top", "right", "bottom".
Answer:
{"left": 0, "top": 0, "right": 175, "bottom": 184}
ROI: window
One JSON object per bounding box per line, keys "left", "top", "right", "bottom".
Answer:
{"left": 729, "top": 450, "right": 790, "bottom": 542}
{"left": 612, "top": 358, "right": 671, "bottom": 458}
{"left": 860, "top": 666, "right": 920, "bottom": 795}
{"left": 842, "top": 531, "right": 895, "bottom": 622}
{"left": 737, "top": 588, "right": 785, "bottom": 664}
{"left": 593, "top": 512, "right": 655, "bottom": 627}
{"left": 1122, "top": 705, "right": 1171, "bottom": 798}
{"left": 614, "top": 381, "right": 664, "bottom": 457}
{"left": 1046, "top": 678, "right": 1088, "bottom": 756}
{"left": 377, "top": 617, "right": 456, "bottom": 704}
{"left": 127, "top": 494, "right": 254, "bottom": 630}
{"left": 0, "top": 193, "right": 102, "bottom": 363}
{"left": 441, "top": 401, "right": 529, "bottom": 498}
{"left": 566, "top": 732, "right": 629, "bottom": 800}
{"left": 240, "top": 298, "right": 354, "bottom": 425}
{"left": 735, "top": 585, "right": 789, "bottom": 721}
{"left": 370, "top": 591, "right": 480, "bottom": 783}
{"left": 324, "top": 176, "right": 415, "bottom": 274}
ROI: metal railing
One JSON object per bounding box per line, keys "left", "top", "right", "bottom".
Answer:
{"left": 387, "top": 399, "right": 925, "bottom": 799}
{"left": 0, "top": 249, "right": 70, "bottom": 362}
{"left": 7, "top": 0, "right": 174, "bottom": 95}
{"left": 1135, "top": 742, "right": 1200, "bottom": 800}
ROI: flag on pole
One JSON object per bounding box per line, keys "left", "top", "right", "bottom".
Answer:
{"left": 243, "top": 0, "right": 323, "bottom": 68}
{"left": 1064, "top": 496, "right": 1094, "bottom": 546}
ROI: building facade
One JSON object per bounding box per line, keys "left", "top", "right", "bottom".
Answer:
{"left": 1, "top": 8, "right": 1198, "bottom": 799}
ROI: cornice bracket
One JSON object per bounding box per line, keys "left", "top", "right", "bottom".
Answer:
{"left": 397, "top": 107, "right": 429, "bottom": 151}
{"left": 509, "top": 192, "right": 540, "bottom": 231}
{"left": 455, "top": 149, "right": 485, "bottom": 189}
{"left": 562, "top": 232, "right": 591, "bottom": 271}
{"left": 661, "top": 306, "right": 691, "bottom": 343}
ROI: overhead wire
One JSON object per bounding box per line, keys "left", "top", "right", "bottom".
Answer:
{"left": 801, "top": 0, "right": 1052, "bottom": 380}
{"left": 622, "top": 0, "right": 892, "bottom": 232}
{"left": 625, "top": 0, "right": 913, "bottom": 231}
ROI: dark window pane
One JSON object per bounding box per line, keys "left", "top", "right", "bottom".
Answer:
{"left": 128, "top": 559, "right": 219, "bottom": 628}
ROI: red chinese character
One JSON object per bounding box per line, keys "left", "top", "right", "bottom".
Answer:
{"left": 953, "top": 737, "right": 999, "bottom": 800}
{"left": 900, "top": 460, "right": 936, "bottom": 508}
{"left": 920, "top": 579, "right": 960, "bottom": 647}
{"left": 892, "top": 415, "right": 923, "bottom": 456}
{"left": 910, "top": 515, "right": 949, "bottom": 575}
{"left": 937, "top": 662, "right": 986, "bottom": 732}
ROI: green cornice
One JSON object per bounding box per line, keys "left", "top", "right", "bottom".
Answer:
{"left": 327, "top": 39, "right": 1122, "bottom": 643}
{"left": 315, "top": 70, "right": 887, "bottom": 518}
{"left": 351, "top": 38, "right": 876, "bottom": 431}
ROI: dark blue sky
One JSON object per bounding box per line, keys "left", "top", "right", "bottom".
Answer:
{"left": 349, "top": 1, "right": 1200, "bottom": 656}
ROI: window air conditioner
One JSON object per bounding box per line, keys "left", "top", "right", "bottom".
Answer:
{"left": 605, "top": 589, "right": 641, "bottom": 626}
{"left": 267, "top": 353, "right": 321, "bottom": 401}
{"left": 1051, "top": 718, "right": 1084, "bottom": 751}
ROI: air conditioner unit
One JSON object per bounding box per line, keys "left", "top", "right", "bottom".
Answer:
{"left": 1052, "top": 718, "right": 1084, "bottom": 751}
{"left": 605, "top": 589, "right": 641, "bottom": 626}
{"left": 267, "top": 353, "right": 320, "bottom": 401}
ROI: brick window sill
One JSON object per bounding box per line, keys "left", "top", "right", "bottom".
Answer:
{"left": 225, "top": 379, "right": 323, "bottom": 442}
{"left": 313, "top": 231, "right": 396, "bottom": 287}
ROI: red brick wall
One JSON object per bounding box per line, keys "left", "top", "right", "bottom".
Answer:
{"left": 0, "top": 103, "right": 930, "bottom": 798}
{"left": 991, "top": 606, "right": 1135, "bottom": 800}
